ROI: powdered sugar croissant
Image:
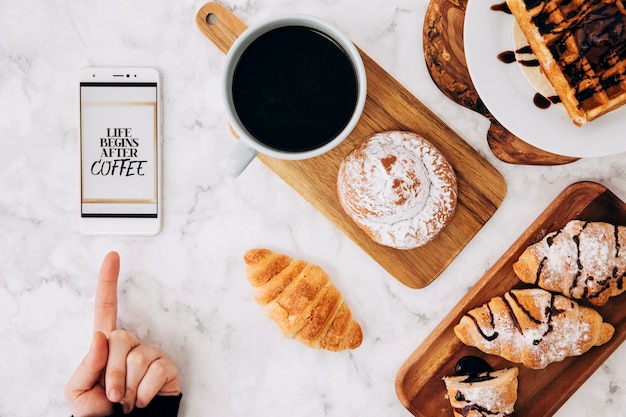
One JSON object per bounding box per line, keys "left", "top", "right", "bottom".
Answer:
{"left": 243, "top": 249, "right": 362, "bottom": 351}
{"left": 513, "top": 220, "right": 626, "bottom": 306}
{"left": 443, "top": 367, "right": 519, "bottom": 417}
{"left": 454, "top": 288, "right": 614, "bottom": 369}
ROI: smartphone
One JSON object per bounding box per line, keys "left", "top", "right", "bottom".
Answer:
{"left": 79, "top": 67, "right": 162, "bottom": 235}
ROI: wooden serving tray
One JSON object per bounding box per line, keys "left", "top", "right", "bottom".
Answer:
{"left": 423, "top": 0, "right": 579, "bottom": 165}
{"left": 196, "top": 2, "right": 506, "bottom": 289}
{"left": 396, "top": 181, "right": 626, "bottom": 416}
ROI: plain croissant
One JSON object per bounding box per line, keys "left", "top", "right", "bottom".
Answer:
{"left": 243, "top": 248, "right": 362, "bottom": 351}
{"left": 454, "top": 288, "right": 614, "bottom": 369}
{"left": 513, "top": 220, "right": 626, "bottom": 306}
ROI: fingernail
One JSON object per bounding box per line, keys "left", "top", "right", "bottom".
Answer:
{"left": 109, "top": 388, "right": 122, "bottom": 402}
{"left": 121, "top": 402, "right": 131, "bottom": 414}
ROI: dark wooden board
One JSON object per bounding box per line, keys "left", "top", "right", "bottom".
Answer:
{"left": 396, "top": 181, "right": 626, "bottom": 416}
{"left": 423, "top": 0, "right": 579, "bottom": 165}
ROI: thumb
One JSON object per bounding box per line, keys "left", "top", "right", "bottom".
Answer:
{"left": 65, "top": 332, "right": 109, "bottom": 400}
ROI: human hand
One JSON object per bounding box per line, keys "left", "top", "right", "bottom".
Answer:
{"left": 65, "top": 252, "right": 180, "bottom": 416}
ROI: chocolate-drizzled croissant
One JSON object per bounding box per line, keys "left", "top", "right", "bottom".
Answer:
{"left": 243, "top": 249, "right": 362, "bottom": 351}
{"left": 513, "top": 220, "right": 626, "bottom": 306}
{"left": 454, "top": 288, "right": 614, "bottom": 369}
{"left": 443, "top": 367, "right": 519, "bottom": 417}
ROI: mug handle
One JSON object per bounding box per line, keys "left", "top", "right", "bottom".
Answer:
{"left": 198, "top": 2, "right": 254, "bottom": 177}
{"left": 221, "top": 141, "right": 258, "bottom": 177}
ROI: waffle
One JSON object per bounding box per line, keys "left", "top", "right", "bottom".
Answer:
{"left": 506, "top": 0, "right": 626, "bottom": 126}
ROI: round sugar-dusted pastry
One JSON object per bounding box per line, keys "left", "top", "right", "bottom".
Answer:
{"left": 337, "top": 131, "right": 457, "bottom": 250}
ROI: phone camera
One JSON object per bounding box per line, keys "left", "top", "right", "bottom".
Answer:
{"left": 126, "top": 74, "right": 130, "bottom": 78}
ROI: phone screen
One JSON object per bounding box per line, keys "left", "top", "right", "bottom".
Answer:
{"left": 80, "top": 82, "right": 158, "bottom": 218}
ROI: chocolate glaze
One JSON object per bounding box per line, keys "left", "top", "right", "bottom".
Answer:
{"left": 524, "top": 0, "right": 544, "bottom": 10}
{"left": 590, "top": 223, "right": 625, "bottom": 300}
{"left": 613, "top": 224, "right": 626, "bottom": 292}
{"left": 452, "top": 357, "right": 511, "bottom": 416}
{"left": 503, "top": 296, "right": 523, "bottom": 335}
{"left": 491, "top": 2, "right": 512, "bottom": 14}
{"left": 461, "top": 373, "right": 496, "bottom": 383}
{"left": 508, "top": 291, "right": 542, "bottom": 325}
{"left": 543, "top": 220, "right": 626, "bottom": 302}
{"left": 534, "top": 93, "right": 552, "bottom": 108}
{"left": 523, "top": 58, "right": 541, "bottom": 67}
{"left": 534, "top": 293, "right": 563, "bottom": 345}
{"left": 455, "top": 356, "right": 494, "bottom": 380}
{"left": 465, "top": 302, "right": 499, "bottom": 342}
{"left": 487, "top": 303, "right": 496, "bottom": 329}
{"left": 546, "top": 229, "right": 562, "bottom": 246}
{"left": 574, "top": 4, "right": 626, "bottom": 64}
{"left": 525, "top": 1, "right": 626, "bottom": 106}
{"left": 536, "top": 256, "right": 547, "bottom": 284}
{"left": 589, "top": 276, "right": 613, "bottom": 302}
{"left": 466, "top": 289, "right": 568, "bottom": 347}
{"left": 497, "top": 47, "right": 559, "bottom": 108}
{"left": 497, "top": 50, "right": 517, "bottom": 64}
{"left": 455, "top": 404, "right": 512, "bottom": 416}
{"left": 570, "top": 270, "right": 581, "bottom": 298}
{"left": 571, "top": 223, "right": 587, "bottom": 298}
{"left": 467, "top": 314, "right": 499, "bottom": 341}
{"left": 497, "top": 48, "right": 540, "bottom": 67}
{"left": 464, "top": 289, "right": 554, "bottom": 342}
{"left": 573, "top": 232, "right": 584, "bottom": 271}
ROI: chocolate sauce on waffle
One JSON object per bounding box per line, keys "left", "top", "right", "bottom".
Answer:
{"left": 526, "top": 1, "right": 626, "bottom": 107}
{"left": 574, "top": 3, "right": 626, "bottom": 63}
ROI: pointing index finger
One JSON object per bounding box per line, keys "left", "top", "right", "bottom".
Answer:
{"left": 93, "top": 251, "right": 120, "bottom": 335}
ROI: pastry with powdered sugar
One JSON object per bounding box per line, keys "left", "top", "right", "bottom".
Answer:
{"left": 337, "top": 130, "right": 457, "bottom": 250}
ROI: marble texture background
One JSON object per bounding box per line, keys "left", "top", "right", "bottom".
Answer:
{"left": 1, "top": 0, "right": 624, "bottom": 416}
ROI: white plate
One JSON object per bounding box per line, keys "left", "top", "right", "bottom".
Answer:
{"left": 463, "top": 0, "right": 626, "bottom": 158}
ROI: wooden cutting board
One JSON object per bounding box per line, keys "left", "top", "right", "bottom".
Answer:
{"left": 396, "top": 181, "right": 626, "bottom": 416}
{"left": 423, "top": 0, "right": 579, "bottom": 165}
{"left": 196, "top": 2, "right": 507, "bottom": 289}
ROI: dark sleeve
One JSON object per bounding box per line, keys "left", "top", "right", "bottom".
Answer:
{"left": 108, "top": 394, "right": 182, "bottom": 417}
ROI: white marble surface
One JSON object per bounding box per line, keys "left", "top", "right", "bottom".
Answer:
{"left": 1, "top": 0, "right": 625, "bottom": 416}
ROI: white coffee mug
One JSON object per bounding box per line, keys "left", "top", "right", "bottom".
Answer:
{"left": 220, "top": 14, "right": 367, "bottom": 177}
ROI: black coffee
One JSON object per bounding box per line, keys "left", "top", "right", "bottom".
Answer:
{"left": 232, "top": 25, "right": 359, "bottom": 152}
